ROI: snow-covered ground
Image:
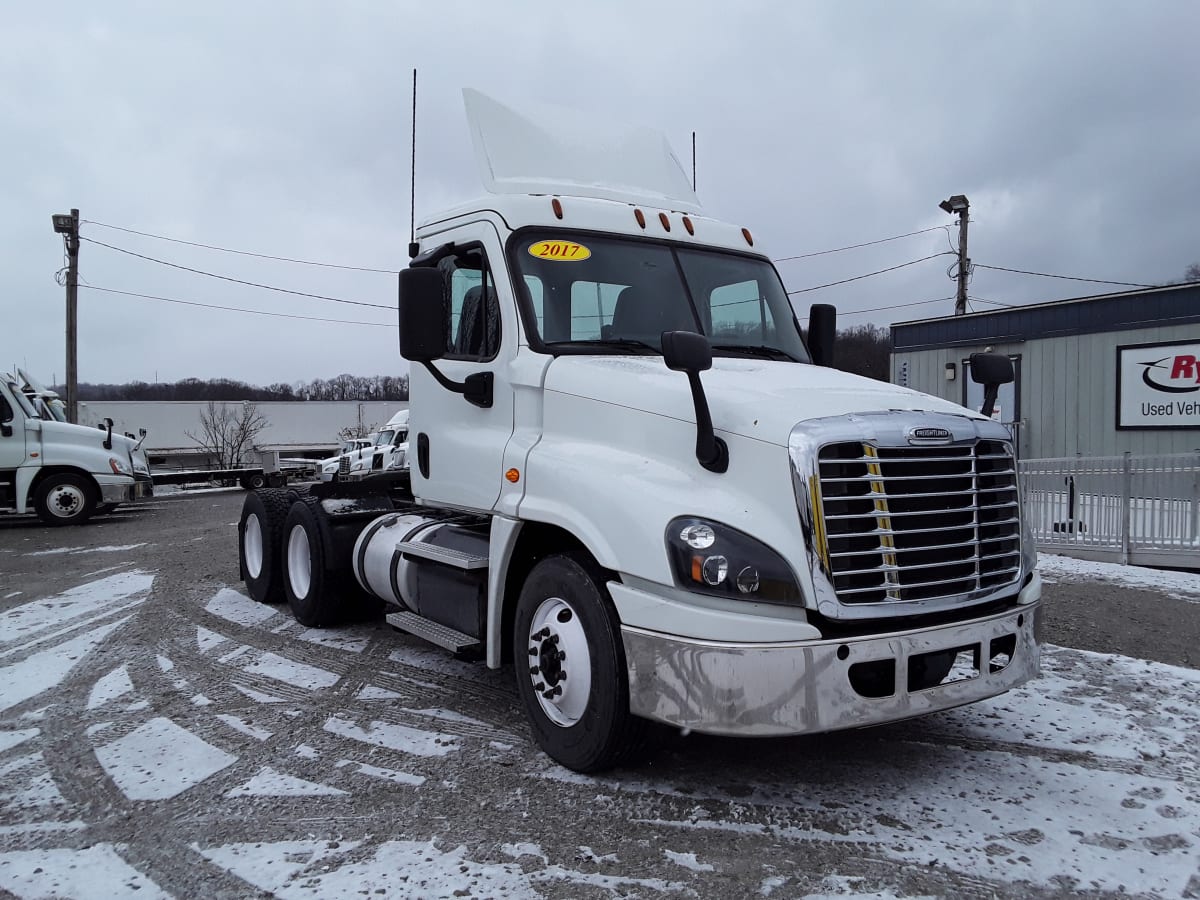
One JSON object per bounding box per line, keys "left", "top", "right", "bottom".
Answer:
{"left": 1038, "top": 551, "right": 1200, "bottom": 601}
{"left": 0, "top": 548, "right": 1198, "bottom": 897}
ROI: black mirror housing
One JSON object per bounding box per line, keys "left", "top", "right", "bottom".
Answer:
{"left": 807, "top": 304, "right": 837, "bottom": 367}
{"left": 398, "top": 268, "right": 448, "bottom": 363}
{"left": 661, "top": 330, "right": 713, "bottom": 373}
{"left": 969, "top": 353, "right": 1014, "bottom": 386}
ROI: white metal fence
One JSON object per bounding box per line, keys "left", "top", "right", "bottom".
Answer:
{"left": 1019, "top": 452, "right": 1200, "bottom": 568}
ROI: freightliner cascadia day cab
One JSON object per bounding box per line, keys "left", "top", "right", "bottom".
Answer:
{"left": 1, "top": 371, "right": 153, "bottom": 525}
{"left": 238, "top": 91, "right": 1041, "bottom": 772}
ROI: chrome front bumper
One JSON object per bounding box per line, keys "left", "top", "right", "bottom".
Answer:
{"left": 98, "top": 475, "right": 153, "bottom": 504}
{"left": 623, "top": 580, "right": 1041, "bottom": 737}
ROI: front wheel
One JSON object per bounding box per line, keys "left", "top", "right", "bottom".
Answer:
{"left": 512, "top": 552, "right": 654, "bottom": 773}
{"left": 33, "top": 473, "right": 96, "bottom": 526}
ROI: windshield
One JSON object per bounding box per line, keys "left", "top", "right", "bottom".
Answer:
{"left": 511, "top": 232, "right": 810, "bottom": 362}
{"left": 376, "top": 429, "right": 395, "bottom": 447}
{"left": 4, "top": 380, "right": 39, "bottom": 418}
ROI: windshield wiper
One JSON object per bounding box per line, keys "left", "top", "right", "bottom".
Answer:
{"left": 552, "top": 339, "right": 660, "bottom": 355}
{"left": 714, "top": 344, "right": 800, "bottom": 362}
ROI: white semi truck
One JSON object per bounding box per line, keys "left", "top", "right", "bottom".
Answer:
{"left": 237, "top": 91, "right": 1040, "bottom": 772}
{"left": 1, "top": 372, "right": 153, "bottom": 525}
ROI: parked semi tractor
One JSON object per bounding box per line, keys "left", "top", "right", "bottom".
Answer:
{"left": 238, "top": 91, "right": 1040, "bottom": 772}
{"left": 1, "top": 371, "right": 153, "bottom": 524}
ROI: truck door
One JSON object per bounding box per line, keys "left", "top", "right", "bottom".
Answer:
{"left": 409, "top": 223, "right": 516, "bottom": 512}
{"left": 1, "top": 384, "right": 29, "bottom": 492}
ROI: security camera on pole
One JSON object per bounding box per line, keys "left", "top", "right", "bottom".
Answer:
{"left": 938, "top": 194, "right": 969, "bottom": 316}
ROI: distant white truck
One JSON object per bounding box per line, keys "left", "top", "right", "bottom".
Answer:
{"left": 320, "top": 411, "right": 409, "bottom": 482}
{"left": 0, "top": 372, "right": 153, "bottom": 525}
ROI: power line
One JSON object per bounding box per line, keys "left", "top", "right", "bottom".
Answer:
{"left": 81, "top": 285, "right": 395, "bottom": 327}
{"left": 968, "top": 295, "right": 1019, "bottom": 309}
{"left": 785, "top": 253, "right": 953, "bottom": 296}
{"left": 79, "top": 237, "right": 392, "bottom": 309}
{"left": 973, "top": 263, "right": 1156, "bottom": 289}
{"left": 774, "top": 225, "right": 951, "bottom": 263}
{"left": 839, "top": 296, "right": 956, "bottom": 317}
{"left": 81, "top": 220, "right": 397, "bottom": 273}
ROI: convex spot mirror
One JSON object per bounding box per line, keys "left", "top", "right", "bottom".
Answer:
{"left": 398, "top": 267, "right": 448, "bottom": 363}
{"left": 968, "top": 352, "right": 1014, "bottom": 386}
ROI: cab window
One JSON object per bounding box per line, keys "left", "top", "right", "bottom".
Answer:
{"left": 440, "top": 248, "right": 501, "bottom": 361}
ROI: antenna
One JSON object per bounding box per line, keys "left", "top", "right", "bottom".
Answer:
{"left": 691, "top": 131, "right": 696, "bottom": 191}
{"left": 408, "top": 69, "right": 418, "bottom": 259}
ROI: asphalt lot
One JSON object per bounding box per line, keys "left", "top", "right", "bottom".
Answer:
{"left": 0, "top": 490, "right": 1197, "bottom": 899}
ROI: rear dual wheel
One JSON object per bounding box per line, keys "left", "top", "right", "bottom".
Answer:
{"left": 238, "top": 489, "right": 290, "bottom": 603}
{"left": 281, "top": 497, "right": 376, "bottom": 628}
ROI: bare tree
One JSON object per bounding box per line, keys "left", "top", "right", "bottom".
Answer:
{"left": 1186, "top": 263, "right": 1200, "bottom": 283}
{"left": 186, "top": 401, "right": 269, "bottom": 469}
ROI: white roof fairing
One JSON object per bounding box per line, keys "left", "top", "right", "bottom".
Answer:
{"left": 462, "top": 89, "right": 701, "bottom": 213}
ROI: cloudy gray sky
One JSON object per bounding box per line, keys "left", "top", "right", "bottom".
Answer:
{"left": 5, "top": 1, "right": 1198, "bottom": 387}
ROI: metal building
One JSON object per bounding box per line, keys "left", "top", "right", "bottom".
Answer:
{"left": 890, "top": 282, "right": 1200, "bottom": 460}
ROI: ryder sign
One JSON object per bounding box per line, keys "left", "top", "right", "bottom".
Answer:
{"left": 1117, "top": 339, "right": 1200, "bottom": 429}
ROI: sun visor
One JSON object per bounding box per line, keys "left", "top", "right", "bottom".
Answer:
{"left": 463, "top": 89, "right": 701, "bottom": 213}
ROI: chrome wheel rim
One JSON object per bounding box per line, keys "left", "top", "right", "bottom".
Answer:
{"left": 243, "top": 513, "right": 264, "bottom": 579}
{"left": 46, "top": 483, "right": 86, "bottom": 519}
{"left": 527, "top": 597, "right": 591, "bottom": 727}
{"left": 287, "top": 525, "right": 312, "bottom": 600}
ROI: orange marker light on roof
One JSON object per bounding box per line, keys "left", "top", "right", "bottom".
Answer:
{"left": 634, "top": 208, "right": 646, "bottom": 229}
{"left": 505, "top": 468, "right": 521, "bottom": 483}
{"left": 741, "top": 227, "right": 754, "bottom": 247}
{"left": 659, "top": 212, "right": 671, "bottom": 232}
{"left": 682, "top": 216, "right": 695, "bottom": 236}
{"left": 551, "top": 198, "right": 563, "bottom": 219}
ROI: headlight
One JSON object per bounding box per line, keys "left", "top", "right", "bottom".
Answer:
{"left": 109, "top": 457, "right": 131, "bottom": 476}
{"left": 665, "top": 517, "right": 803, "bottom": 605}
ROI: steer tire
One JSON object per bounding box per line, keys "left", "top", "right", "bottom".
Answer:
{"left": 238, "top": 489, "right": 290, "bottom": 604}
{"left": 512, "top": 552, "right": 657, "bottom": 773}
{"left": 33, "top": 473, "right": 97, "bottom": 526}
{"left": 281, "top": 497, "right": 365, "bottom": 628}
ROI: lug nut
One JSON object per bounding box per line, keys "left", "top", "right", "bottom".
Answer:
{"left": 529, "top": 665, "right": 539, "bottom": 675}
{"left": 549, "top": 634, "right": 559, "bottom": 645}
{"left": 534, "top": 682, "right": 545, "bottom": 691}
{"left": 557, "top": 651, "right": 566, "bottom": 661}
{"left": 528, "top": 647, "right": 538, "bottom": 657}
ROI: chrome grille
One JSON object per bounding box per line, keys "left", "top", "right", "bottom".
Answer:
{"left": 815, "top": 440, "right": 1021, "bottom": 604}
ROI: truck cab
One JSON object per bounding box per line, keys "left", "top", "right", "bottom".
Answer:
{"left": 240, "top": 90, "right": 1041, "bottom": 772}
{"left": 0, "top": 372, "right": 153, "bottom": 525}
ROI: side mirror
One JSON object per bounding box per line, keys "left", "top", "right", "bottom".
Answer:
{"left": 661, "top": 330, "right": 712, "bottom": 373}
{"left": 968, "top": 353, "right": 1014, "bottom": 386}
{"left": 398, "top": 267, "right": 449, "bottom": 363}
{"left": 807, "top": 304, "right": 837, "bottom": 367}
{"left": 969, "top": 352, "right": 1014, "bottom": 418}
{"left": 1, "top": 423, "right": 12, "bottom": 438}
{"left": 660, "top": 331, "right": 727, "bottom": 474}
{"left": 399, "top": 266, "right": 491, "bottom": 408}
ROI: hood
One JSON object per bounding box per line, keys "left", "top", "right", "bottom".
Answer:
{"left": 38, "top": 419, "right": 145, "bottom": 470}
{"left": 543, "top": 356, "right": 981, "bottom": 446}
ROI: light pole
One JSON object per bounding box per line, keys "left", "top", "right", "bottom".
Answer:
{"left": 52, "top": 210, "right": 80, "bottom": 423}
{"left": 939, "top": 194, "right": 969, "bottom": 316}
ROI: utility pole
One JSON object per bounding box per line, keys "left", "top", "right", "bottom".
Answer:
{"left": 51, "top": 209, "right": 80, "bottom": 422}
{"left": 938, "top": 194, "right": 970, "bottom": 315}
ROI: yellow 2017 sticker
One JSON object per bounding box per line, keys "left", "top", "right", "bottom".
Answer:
{"left": 528, "top": 240, "right": 591, "bottom": 262}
